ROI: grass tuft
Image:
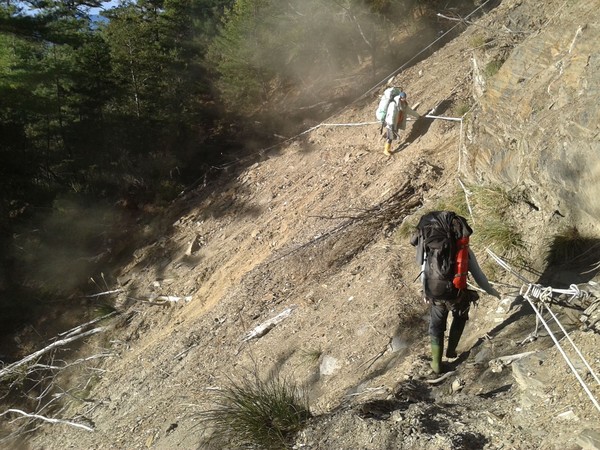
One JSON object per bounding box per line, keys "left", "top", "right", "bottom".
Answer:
{"left": 432, "top": 189, "right": 470, "bottom": 218}
{"left": 484, "top": 59, "right": 504, "bottom": 78}
{"left": 94, "top": 303, "right": 118, "bottom": 317}
{"left": 299, "top": 348, "right": 322, "bottom": 366}
{"left": 469, "top": 185, "right": 512, "bottom": 215}
{"left": 474, "top": 218, "right": 524, "bottom": 256}
{"left": 452, "top": 101, "right": 471, "bottom": 117}
{"left": 200, "top": 374, "right": 311, "bottom": 449}
{"left": 469, "top": 34, "right": 487, "bottom": 49}
{"left": 466, "top": 185, "right": 526, "bottom": 257}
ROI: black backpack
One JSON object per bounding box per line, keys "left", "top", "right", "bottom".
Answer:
{"left": 410, "top": 211, "right": 473, "bottom": 300}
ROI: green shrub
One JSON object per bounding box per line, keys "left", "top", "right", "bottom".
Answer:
{"left": 200, "top": 374, "right": 311, "bottom": 449}
{"left": 156, "top": 179, "right": 184, "bottom": 205}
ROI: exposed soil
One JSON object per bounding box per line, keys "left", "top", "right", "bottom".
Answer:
{"left": 4, "top": 0, "right": 600, "bottom": 449}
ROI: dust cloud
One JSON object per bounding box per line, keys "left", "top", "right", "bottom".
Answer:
{"left": 234, "top": 0, "right": 446, "bottom": 113}
{"left": 11, "top": 197, "right": 124, "bottom": 297}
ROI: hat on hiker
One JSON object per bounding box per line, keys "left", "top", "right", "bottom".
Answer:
{"left": 398, "top": 92, "right": 407, "bottom": 99}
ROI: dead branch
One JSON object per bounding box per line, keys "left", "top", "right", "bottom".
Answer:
{"left": 151, "top": 295, "right": 192, "bottom": 304}
{"left": 59, "top": 311, "right": 117, "bottom": 338}
{"left": 84, "top": 289, "right": 123, "bottom": 298}
{"left": 242, "top": 306, "right": 298, "bottom": 342}
{"left": 265, "top": 179, "right": 422, "bottom": 264}
{"left": 489, "top": 351, "right": 537, "bottom": 372}
{"left": 426, "top": 371, "right": 456, "bottom": 384}
{"left": 0, "top": 327, "right": 105, "bottom": 380}
{"left": 0, "top": 409, "right": 94, "bottom": 432}
{"left": 360, "top": 337, "right": 393, "bottom": 373}
{"left": 491, "top": 351, "right": 537, "bottom": 365}
{"left": 437, "top": 13, "right": 473, "bottom": 25}
{"left": 29, "top": 352, "right": 115, "bottom": 372}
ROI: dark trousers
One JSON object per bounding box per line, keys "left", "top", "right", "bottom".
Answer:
{"left": 428, "top": 294, "right": 471, "bottom": 346}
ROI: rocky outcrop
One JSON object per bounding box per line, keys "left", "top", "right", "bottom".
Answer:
{"left": 464, "top": 0, "right": 599, "bottom": 234}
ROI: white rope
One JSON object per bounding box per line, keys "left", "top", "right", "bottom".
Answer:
{"left": 486, "top": 249, "right": 530, "bottom": 283}
{"left": 458, "top": 119, "right": 464, "bottom": 173}
{"left": 518, "top": 282, "right": 588, "bottom": 302}
{"left": 321, "top": 121, "right": 380, "bottom": 127}
{"left": 521, "top": 282, "right": 600, "bottom": 386}
{"left": 457, "top": 178, "right": 474, "bottom": 220}
{"left": 523, "top": 290, "right": 600, "bottom": 413}
{"left": 310, "top": 115, "right": 463, "bottom": 130}
{"left": 424, "top": 114, "right": 463, "bottom": 122}
{"left": 521, "top": 283, "right": 600, "bottom": 385}
{"left": 294, "top": 121, "right": 382, "bottom": 138}
{"left": 540, "top": 301, "right": 600, "bottom": 386}
{"left": 489, "top": 249, "right": 600, "bottom": 413}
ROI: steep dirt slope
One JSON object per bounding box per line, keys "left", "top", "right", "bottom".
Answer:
{"left": 16, "top": 0, "right": 600, "bottom": 449}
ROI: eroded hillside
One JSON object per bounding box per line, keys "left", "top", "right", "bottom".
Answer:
{"left": 5, "top": 0, "right": 600, "bottom": 449}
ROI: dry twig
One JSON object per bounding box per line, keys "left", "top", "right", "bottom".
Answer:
{"left": 0, "top": 409, "right": 94, "bottom": 432}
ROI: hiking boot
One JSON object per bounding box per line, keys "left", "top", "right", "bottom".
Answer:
{"left": 445, "top": 348, "right": 458, "bottom": 359}
{"left": 446, "top": 319, "right": 466, "bottom": 359}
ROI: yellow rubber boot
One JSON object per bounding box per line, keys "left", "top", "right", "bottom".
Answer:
{"left": 383, "top": 141, "right": 392, "bottom": 156}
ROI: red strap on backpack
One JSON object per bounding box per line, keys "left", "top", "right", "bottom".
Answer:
{"left": 453, "top": 236, "right": 469, "bottom": 289}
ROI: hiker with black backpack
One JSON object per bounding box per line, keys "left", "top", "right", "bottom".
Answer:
{"left": 410, "top": 211, "right": 501, "bottom": 375}
{"left": 375, "top": 88, "right": 421, "bottom": 156}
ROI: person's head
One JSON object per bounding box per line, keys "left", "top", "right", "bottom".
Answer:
{"left": 398, "top": 92, "right": 407, "bottom": 102}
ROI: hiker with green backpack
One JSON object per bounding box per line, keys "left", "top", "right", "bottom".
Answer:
{"left": 375, "top": 87, "right": 421, "bottom": 156}
{"left": 410, "top": 211, "right": 501, "bottom": 375}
